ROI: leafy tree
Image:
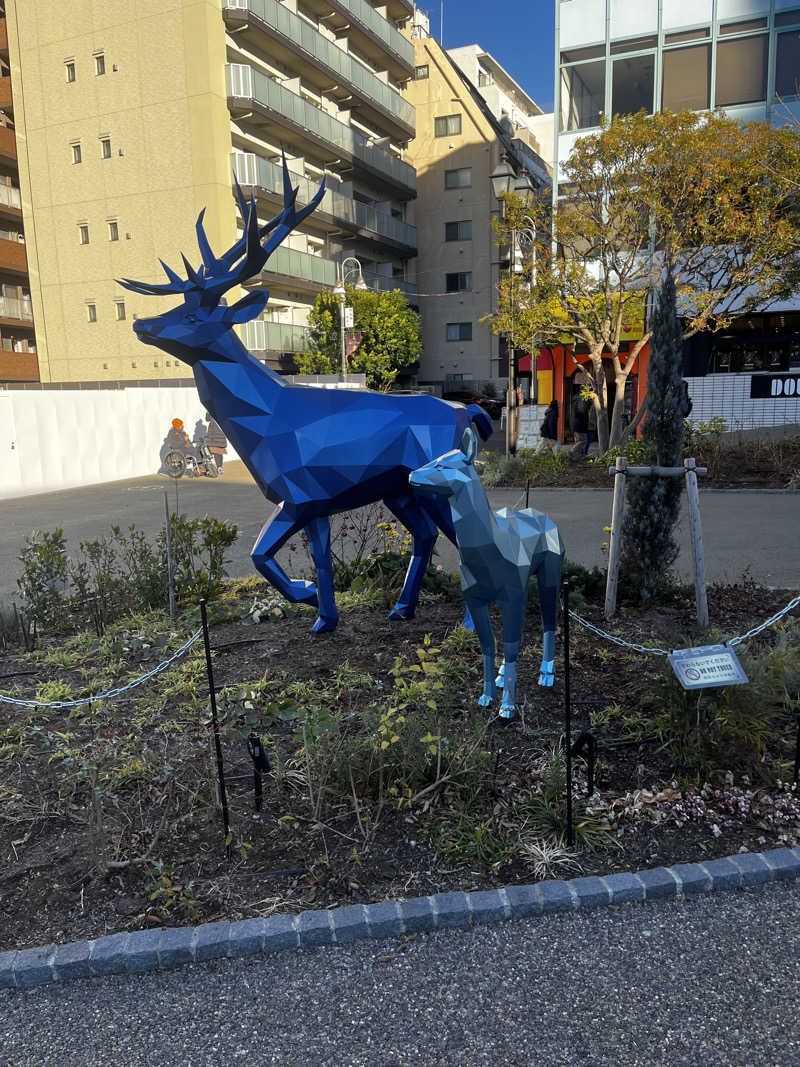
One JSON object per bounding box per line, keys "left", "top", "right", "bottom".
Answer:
{"left": 622, "top": 268, "right": 690, "bottom": 599}
{"left": 296, "top": 285, "right": 422, "bottom": 391}
{"left": 491, "top": 110, "right": 800, "bottom": 449}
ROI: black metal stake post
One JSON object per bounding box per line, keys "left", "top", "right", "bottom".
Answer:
{"left": 563, "top": 578, "right": 574, "bottom": 847}
{"left": 247, "top": 731, "right": 270, "bottom": 813}
{"left": 794, "top": 715, "right": 800, "bottom": 787}
{"left": 200, "top": 598, "right": 230, "bottom": 855}
{"left": 525, "top": 478, "right": 530, "bottom": 509}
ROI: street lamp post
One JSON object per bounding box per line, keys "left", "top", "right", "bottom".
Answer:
{"left": 333, "top": 256, "right": 368, "bottom": 381}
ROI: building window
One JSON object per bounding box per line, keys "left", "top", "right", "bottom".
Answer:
{"left": 78, "top": 224, "right": 89, "bottom": 245}
{"left": 86, "top": 303, "right": 97, "bottom": 322}
{"left": 445, "top": 220, "right": 472, "bottom": 241}
{"left": 478, "top": 70, "right": 492, "bottom": 87}
{"left": 115, "top": 300, "right": 126, "bottom": 321}
{"left": 435, "top": 114, "right": 462, "bottom": 137}
{"left": 65, "top": 60, "right": 76, "bottom": 83}
{"left": 413, "top": 64, "right": 429, "bottom": 80}
{"left": 102, "top": 363, "right": 108, "bottom": 370}
{"left": 610, "top": 35, "right": 657, "bottom": 55}
{"left": 100, "top": 137, "right": 111, "bottom": 159}
{"left": 446, "top": 322, "right": 472, "bottom": 341}
{"left": 715, "top": 34, "right": 767, "bottom": 107}
{"left": 612, "top": 53, "right": 655, "bottom": 116}
{"left": 776, "top": 31, "right": 800, "bottom": 98}
{"left": 664, "top": 27, "right": 709, "bottom": 45}
{"left": 95, "top": 53, "right": 106, "bottom": 76}
{"left": 446, "top": 272, "right": 471, "bottom": 292}
{"left": 719, "top": 18, "right": 767, "bottom": 36}
{"left": 71, "top": 142, "right": 82, "bottom": 164}
{"left": 445, "top": 167, "right": 471, "bottom": 189}
{"left": 560, "top": 60, "right": 605, "bottom": 131}
{"left": 108, "top": 220, "right": 119, "bottom": 242}
{"left": 662, "top": 44, "right": 711, "bottom": 111}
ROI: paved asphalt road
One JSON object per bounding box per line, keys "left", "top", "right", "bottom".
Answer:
{"left": 1, "top": 463, "right": 798, "bottom": 604}
{"left": 1, "top": 882, "right": 797, "bottom": 1066}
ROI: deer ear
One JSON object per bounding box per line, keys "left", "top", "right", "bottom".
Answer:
{"left": 223, "top": 289, "right": 268, "bottom": 324}
{"left": 460, "top": 427, "right": 477, "bottom": 463}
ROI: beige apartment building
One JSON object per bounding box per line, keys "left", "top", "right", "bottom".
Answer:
{"left": 405, "top": 19, "right": 551, "bottom": 392}
{"left": 3, "top": 0, "right": 417, "bottom": 384}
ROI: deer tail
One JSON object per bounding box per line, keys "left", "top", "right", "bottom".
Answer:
{"left": 466, "top": 403, "right": 493, "bottom": 441}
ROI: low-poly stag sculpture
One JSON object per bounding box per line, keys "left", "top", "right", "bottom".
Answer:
{"left": 118, "top": 159, "right": 492, "bottom": 632}
{"left": 410, "top": 429, "right": 565, "bottom": 718}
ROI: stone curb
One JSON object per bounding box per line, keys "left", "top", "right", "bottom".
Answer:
{"left": 1, "top": 846, "right": 798, "bottom": 991}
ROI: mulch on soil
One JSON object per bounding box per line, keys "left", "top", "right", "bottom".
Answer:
{"left": 1, "top": 577, "right": 798, "bottom": 953}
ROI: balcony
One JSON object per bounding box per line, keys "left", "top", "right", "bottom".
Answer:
{"left": 0, "top": 294, "right": 33, "bottom": 324}
{"left": 227, "top": 64, "right": 416, "bottom": 196}
{"left": 254, "top": 241, "right": 417, "bottom": 300}
{"left": 0, "top": 235, "right": 27, "bottom": 275}
{"left": 0, "top": 76, "right": 12, "bottom": 112}
{"left": 0, "top": 125, "right": 16, "bottom": 167}
{"left": 223, "top": 0, "right": 414, "bottom": 141}
{"left": 233, "top": 152, "right": 416, "bottom": 252}
{"left": 0, "top": 350, "right": 39, "bottom": 382}
{"left": 0, "top": 18, "right": 8, "bottom": 55}
{"left": 287, "top": 0, "right": 413, "bottom": 77}
{"left": 240, "top": 319, "right": 312, "bottom": 356}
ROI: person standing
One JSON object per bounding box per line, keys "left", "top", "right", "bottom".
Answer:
{"left": 536, "top": 399, "right": 559, "bottom": 453}
{"left": 571, "top": 382, "right": 589, "bottom": 453}
{"left": 204, "top": 413, "right": 227, "bottom": 473}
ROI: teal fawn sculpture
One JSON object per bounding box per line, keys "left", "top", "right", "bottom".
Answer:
{"left": 410, "top": 429, "right": 565, "bottom": 718}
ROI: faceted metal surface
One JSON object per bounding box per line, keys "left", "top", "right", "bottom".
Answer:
{"left": 410, "top": 429, "right": 565, "bottom": 715}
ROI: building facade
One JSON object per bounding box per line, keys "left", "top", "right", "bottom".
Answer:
{"left": 552, "top": 0, "right": 800, "bottom": 434}
{"left": 3, "top": 0, "right": 417, "bottom": 384}
{"left": 405, "top": 17, "right": 551, "bottom": 393}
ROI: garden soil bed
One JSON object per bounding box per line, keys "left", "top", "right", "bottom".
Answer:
{"left": 1, "top": 580, "right": 798, "bottom": 952}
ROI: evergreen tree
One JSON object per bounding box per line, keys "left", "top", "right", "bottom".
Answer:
{"left": 622, "top": 268, "right": 690, "bottom": 599}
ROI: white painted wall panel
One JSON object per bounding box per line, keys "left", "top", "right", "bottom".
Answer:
{"left": 0, "top": 385, "right": 209, "bottom": 498}
{"left": 686, "top": 374, "right": 800, "bottom": 431}
{"left": 610, "top": 0, "right": 658, "bottom": 39}
{"left": 559, "top": 0, "right": 607, "bottom": 49}
{"left": 662, "top": 0, "right": 713, "bottom": 29}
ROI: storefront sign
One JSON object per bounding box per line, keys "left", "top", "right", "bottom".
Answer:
{"left": 750, "top": 374, "right": 800, "bottom": 399}
{"left": 667, "top": 644, "right": 748, "bottom": 691}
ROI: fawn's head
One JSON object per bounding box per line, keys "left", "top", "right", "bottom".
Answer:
{"left": 117, "top": 158, "right": 324, "bottom": 367}
{"left": 409, "top": 428, "right": 478, "bottom": 497}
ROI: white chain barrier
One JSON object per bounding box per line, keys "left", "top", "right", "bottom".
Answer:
{"left": 0, "top": 629, "right": 203, "bottom": 709}
{"left": 569, "top": 593, "right": 800, "bottom": 657}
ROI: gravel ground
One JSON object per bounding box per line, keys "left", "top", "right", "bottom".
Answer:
{"left": 1, "top": 882, "right": 797, "bottom": 1067}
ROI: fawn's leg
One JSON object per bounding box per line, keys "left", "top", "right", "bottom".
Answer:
{"left": 498, "top": 597, "right": 526, "bottom": 718}
{"left": 468, "top": 600, "right": 496, "bottom": 707}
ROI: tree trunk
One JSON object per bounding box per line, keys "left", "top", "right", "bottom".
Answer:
{"left": 608, "top": 374, "right": 629, "bottom": 448}
{"left": 590, "top": 356, "right": 610, "bottom": 453}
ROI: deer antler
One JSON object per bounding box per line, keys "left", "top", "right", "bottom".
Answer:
{"left": 117, "top": 153, "right": 325, "bottom": 304}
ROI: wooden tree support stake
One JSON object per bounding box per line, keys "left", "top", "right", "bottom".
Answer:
{"left": 684, "top": 457, "right": 709, "bottom": 629}
{"left": 604, "top": 456, "right": 627, "bottom": 618}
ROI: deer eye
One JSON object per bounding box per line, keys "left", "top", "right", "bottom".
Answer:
{"left": 186, "top": 313, "right": 198, "bottom": 323}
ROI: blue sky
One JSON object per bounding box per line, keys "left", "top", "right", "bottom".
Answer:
{"left": 429, "top": 1, "right": 556, "bottom": 112}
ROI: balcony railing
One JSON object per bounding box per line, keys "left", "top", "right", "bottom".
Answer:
{"left": 0, "top": 126, "right": 16, "bottom": 165}
{"left": 223, "top": 0, "right": 414, "bottom": 133}
{"left": 0, "top": 184, "right": 21, "bottom": 211}
{"left": 0, "top": 77, "right": 12, "bottom": 111}
{"left": 0, "top": 350, "right": 39, "bottom": 382}
{"left": 227, "top": 63, "right": 416, "bottom": 193}
{"left": 0, "top": 294, "right": 32, "bottom": 321}
{"left": 329, "top": 0, "right": 413, "bottom": 69}
{"left": 257, "top": 240, "right": 417, "bottom": 299}
{"left": 233, "top": 152, "right": 416, "bottom": 249}
{"left": 0, "top": 236, "right": 27, "bottom": 273}
{"left": 240, "top": 319, "right": 312, "bottom": 354}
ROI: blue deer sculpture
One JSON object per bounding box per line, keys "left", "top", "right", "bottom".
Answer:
{"left": 410, "top": 429, "right": 565, "bottom": 718}
{"left": 118, "top": 159, "right": 492, "bottom": 632}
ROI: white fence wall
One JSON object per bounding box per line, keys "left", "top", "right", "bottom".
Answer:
{"left": 686, "top": 374, "right": 800, "bottom": 432}
{"left": 0, "top": 385, "right": 210, "bottom": 499}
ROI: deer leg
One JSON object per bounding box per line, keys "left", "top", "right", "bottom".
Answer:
{"left": 251, "top": 504, "right": 319, "bottom": 612}
{"left": 467, "top": 600, "right": 496, "bottom": 707}
{"left": 305, "top": 515, "right": 339, "bottom": 633}
{"left": 535, "top": 550, "right": 563, "bottom": 686}
{"left": 498, "top": 598, "right": 526, "bottom": 719}
{"left": 384, "top": 494, "right": 437, "bottom": 621}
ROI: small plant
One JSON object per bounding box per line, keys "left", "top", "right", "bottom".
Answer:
{"left": 518, "top": 838, "right": 582, "bottom": 880}
{"left": 521, "top": 746, "right": 614, "bottom": 850}
{"left": 146, "top": 861, "right": 203, "bottom": 922}
{"left": 18, "top": 529, "right": 69, "bottom": 628}
{"left": 431, "top": 805, "right": 515, "bottom": 870}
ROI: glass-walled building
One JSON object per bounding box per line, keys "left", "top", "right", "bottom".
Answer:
{"left": 552, "top": 0, "right": 800, "bottom": 432}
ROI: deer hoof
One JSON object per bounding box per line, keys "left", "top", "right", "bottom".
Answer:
{"left": 388, "top": 605, "right": 414, "bottom": 621}
{"left": 538, "top": 672, "right": 555, "bottom": 687}
{"left": 498, "top": 706, "right": 517, "bottom": 721}
{"left": 478, "top": 693, "right": 494, "bottom": 707}
{"left": 311, "top": 615, "right": 338, "bottom": 633}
